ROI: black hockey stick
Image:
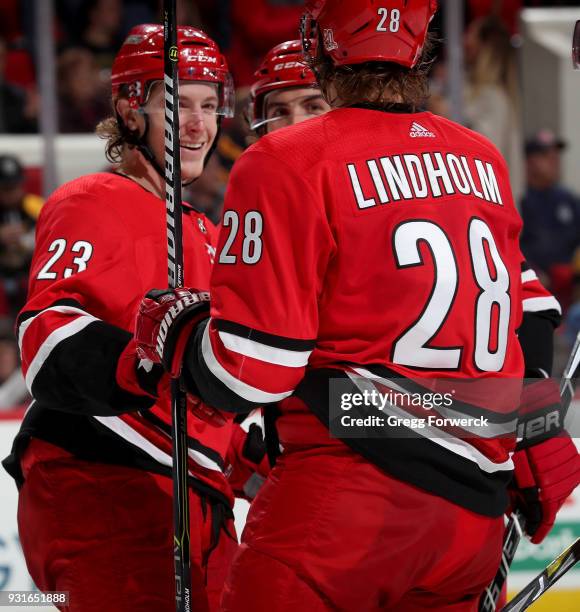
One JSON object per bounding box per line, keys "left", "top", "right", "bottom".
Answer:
{"left": 479, "top": 510, "right": 526, "bottom": 612}
{"left": 478, "top": 330, "right": 580, "bottom": 612}
{"left": 502, "top": 537, "right": 580, "bottom": 611}
{"left": 163, "top": 3, "right": 191, "bottom": 611}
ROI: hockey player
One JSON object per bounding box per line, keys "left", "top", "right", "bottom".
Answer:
{"left": 225, "top": 40, "right": 333, "bottom": 498}
{"left": 247, "top": 39, "right": 330, "bottom": 135}
{"left": 1, "top": 25, "right": 240, "bottom": 612}
{"left": 135, "top": 2, "right": 580, "bottom": 610}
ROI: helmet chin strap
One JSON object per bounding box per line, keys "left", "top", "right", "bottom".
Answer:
{"left": 135, "top": 113, "right": 166, "bottom": 178}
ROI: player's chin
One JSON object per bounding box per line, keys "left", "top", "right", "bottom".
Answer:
{"left": 180, "top": 158, "right": 205, "bottom": 182}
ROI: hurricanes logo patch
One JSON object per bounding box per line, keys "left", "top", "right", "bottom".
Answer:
{"left": 323, "top": 29, "right": 338, "bottom": 51}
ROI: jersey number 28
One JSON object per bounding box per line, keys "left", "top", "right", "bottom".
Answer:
{"left": 392, "top": 218, "right": 510, "bottom": 372}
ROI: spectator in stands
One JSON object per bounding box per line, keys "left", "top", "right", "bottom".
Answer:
{"left": 0, "top": 37, "right": 37, "bottom": 133}
{"left": 0, "top": 319, "right": 29, "bottom": 410}
{"left": 227, "top": 0, "right": 305, "bottom": 86}
{"left": 468, "top": 0, "right": 522, "bottom": 35}
{"left": 463, "top": 15, "right": 524, "bottom": 201}
{"left": 0, "top": 331, "right": 18, "bottom": 384}
{"left": 75, "top": 0, "right": 125, "bottom": 70}
{"left": 217, "top": 86, "right": 254, "bottom": 173}
{"left": 0, "top": 154, "right": 42, "bottom": 317}
{"left": 520, "top": 129, "right": 580, "bottom": 283}
{"left": 57, "top": 47, "right": 110, "bottom": 133}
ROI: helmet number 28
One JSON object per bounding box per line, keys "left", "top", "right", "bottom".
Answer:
{"left": 377, "top": 8, "right": 400, "bottom": 33}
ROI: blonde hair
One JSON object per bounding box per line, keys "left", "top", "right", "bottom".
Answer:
{"left": 95, "top": 85, "right": 142, "bottom": 164}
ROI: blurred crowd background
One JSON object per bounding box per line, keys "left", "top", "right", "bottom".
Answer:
{"left": 0, "top": 0, "right": 579, "bottom": 408}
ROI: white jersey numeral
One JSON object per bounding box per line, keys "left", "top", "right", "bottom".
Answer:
{"left": 37, "top": 239, "right": 94, "bottom": 280}
{"left": 377, "top": 8, "right": 400, "bottom": 33}
{"left": 218, "top": 211, "right": 264, "bottom": 265}
{"left": 469, "top": 219, "right": 511, "bottom": 371}
{"left": 392, "top": 219, "right": 510, "bottom": 371}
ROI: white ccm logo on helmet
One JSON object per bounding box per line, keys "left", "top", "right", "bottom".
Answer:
{"left": 273, "top": 61, "right": 302, "bottom": 71}
{"left": 195, "top": 54, "right": 218, "bottom": 64}
{"left": 156, "top": 293, "right": 209, "bottom": 358}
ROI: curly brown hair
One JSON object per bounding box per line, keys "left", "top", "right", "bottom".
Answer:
{"left": 308, "top": 34, "right": 435, "bottom": 111}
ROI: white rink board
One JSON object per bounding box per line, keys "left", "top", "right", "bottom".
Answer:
{"left": 0, "top": 420, "right": 57, "bottom": 611}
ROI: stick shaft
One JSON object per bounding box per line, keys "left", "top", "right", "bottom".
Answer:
{"left": 502, "top": 538, "right": 580, "bottom": 611}
{"left": 479, "top": 331, "right": 580, "bottom": 611}
{"left": 163, "top": 4, "right": 191, "bottom": 611}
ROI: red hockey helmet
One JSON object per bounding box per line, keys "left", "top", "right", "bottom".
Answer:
{"left": 301, "top": 0, "right": 438, "bottom": 69}
{"left": 574, "top": 20, "right": 580, "bottom": 69}
{"left": 248, "top": 40, "right": 319, "bottom": 130}
{"left": 111, "top": 24, "right": 234, "bottom": 116}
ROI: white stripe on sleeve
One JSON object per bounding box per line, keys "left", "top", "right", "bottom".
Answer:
{"left": 202, "top": 324, "right": 293, "bottom": 404}
{"left": 18, "top": 305, "right": 93, "bottom": 353}
{"left": 522, "top": 296, "right": 562, "bottom": 315}
{"left": 218, "top": 330, "right": 311, "bottom": 367}
{"left": 25, "top": 315, "right": 99, "bottom": 392}
{"left": 521, "top": 269, "right": 538, "bottom": 283}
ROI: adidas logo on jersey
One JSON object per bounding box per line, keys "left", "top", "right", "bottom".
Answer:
{"left": 410, "top": 122, "right": 436, "bottom": 138}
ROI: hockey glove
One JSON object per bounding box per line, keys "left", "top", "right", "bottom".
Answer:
{"left": 116, "top": 337, "right": 165, "bottom": 399}
{"left": 512, "top": 434, "right": 580, "bottom": 543}
{"left": 135, "top": 288, "right": 210, "bottom": 378}
{"left": 511, "top": 377, "right": 580, "bottom": 543}
{"left": 227, "top": 410, "right": 271, "bottom": 500}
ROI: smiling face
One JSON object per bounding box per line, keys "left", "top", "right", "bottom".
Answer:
{"left": 263, "top": 87, "right": 330, "bottom": 134}
{"left": 140, "top": 81, "right": 219, "bottom": 182}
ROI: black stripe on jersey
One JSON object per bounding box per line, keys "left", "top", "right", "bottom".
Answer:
{"left": 30, "top": 320, "right": 156, "bottom": 416}
{"left": 294, "top": 368, "right": 511, "bottom": 517}
{"left": 183, "top": 320, "right": 263, "bottom": 414}
{"left": 139, "top": 409, "right": 226, "bottom": 471}
{"left": 215, "top": 319, "right": 316, "bottom": 352}
{"left": 17, "top": 298, "right": 87, "bottom": 330}
{"left": 358, "top": 363, "right": 520, "bottom": 423}
{"left": 1, "top": 403, "right": 232, "bottom": 511}
{"left": 521, "top": 261, "right": 530, "bottom": 272}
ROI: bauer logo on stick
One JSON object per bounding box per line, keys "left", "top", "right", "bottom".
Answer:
{"left": 170, "top": 45, "right": 178, "bottom": 61}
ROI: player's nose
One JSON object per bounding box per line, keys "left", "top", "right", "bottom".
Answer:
{"left": 288, "top": 109, "right": 304, "bottom": 126}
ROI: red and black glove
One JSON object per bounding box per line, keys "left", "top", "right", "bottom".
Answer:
{"left": 117, "top": 337, "right": 165, "bottom": 399}
{"left": 511, "top": 377, "right": 580, "bottom": 543}
{"left": 227, "top": 410, "right": 271, "bottom": 500}
{"left": 135, "top": 288, "right": 210, "bottom": 377}
{"left": 512, "top": 434, "right": 580, "bottom": 543}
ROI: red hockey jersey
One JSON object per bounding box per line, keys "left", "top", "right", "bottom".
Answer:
{"left": 6, "top": 172, "right": 235, "bottom": 505}
{"left": 186, "top": 109, "right": 560, "bottom": 516}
